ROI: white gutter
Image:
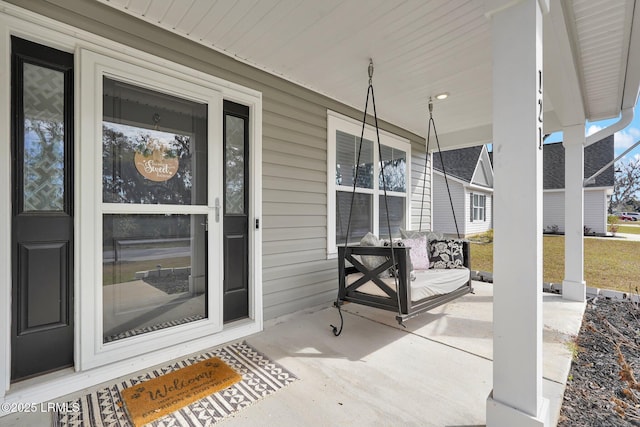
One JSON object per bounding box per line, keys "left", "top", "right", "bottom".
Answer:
{"left": 585, "top": 107, "right": 634, "bottom": 147}
{"left": 584, "top": 138, "right": 640, "bottom": 185}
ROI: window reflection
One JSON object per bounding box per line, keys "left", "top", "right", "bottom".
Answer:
{"left": 378, "top": 195, "right": 405, "bottom": 239}
{"left": 23, "top": 63, "right": 65, "bottom": 211}
{"left": 102, "top": 214, "right": 207, "bottom": 342}
{"left": 102, "top": 77, "right": 207, "bottom": 205}
{"left": 225, "top": 115, "right": 245, "bottom": 214}
{"left": 336, "top": 192, "right": 372, "bottom": 245}
{"left": 379, "top": 145, "right": 406, "bottom": 192}
{"left": 102, "top": 122, "right": 197, "bottom": 204}
{"left": 336, "top": 130, "right": 374, "bottom": 189}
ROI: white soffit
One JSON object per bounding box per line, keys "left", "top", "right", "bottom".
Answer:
{"left": 567, "top": 0, "right": 636, "bottom": 121}
{"left": 96, "top": 0, "right": 638, "bottom": 145}
{"left": 96, "top": 0, "right": 491, "bottom": 141}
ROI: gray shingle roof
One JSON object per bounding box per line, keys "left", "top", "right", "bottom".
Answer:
{"left": 543, "top": 135, "right": 614, "bottom": 189}
{"left": 432, "top": 145, "right": 483, "bottom": 183}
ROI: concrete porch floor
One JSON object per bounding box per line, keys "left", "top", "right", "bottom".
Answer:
{"left": 0, "top": 281, "right": 585, "bottom": 427}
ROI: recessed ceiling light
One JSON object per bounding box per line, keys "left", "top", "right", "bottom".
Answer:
{"left": 435, "top": 92, "right": 449, "bottom": 100}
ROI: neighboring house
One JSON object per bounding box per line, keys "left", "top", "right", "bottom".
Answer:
{"left": 432, "top": 145, "right": 494, "bottom": 237}
{"left": 543, "top": 135, "right": 614, "bottom": 235}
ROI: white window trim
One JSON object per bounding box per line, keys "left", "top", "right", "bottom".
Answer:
{"left": 0, "top": 4, "right": 263, "bottom": 405}
{"left": 472, "top": 193, "right": 486, "bottom": 221}
{"left": 327, "top": 110, "right": 411, "bottom": 258}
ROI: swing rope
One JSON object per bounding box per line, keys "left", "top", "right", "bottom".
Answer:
{"left": 331, "top": 60, "right": 402, "bottom": 335}
{"left": 332, "top": 69, "right": 462, "bottom": 336}
{"left": 420, "top": 99, "right": 460, "bottom": 238}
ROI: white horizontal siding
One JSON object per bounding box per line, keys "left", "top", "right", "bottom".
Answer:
{"left": 543, "top": 191, "right": 566, "bottom": 232}
{"left": 584, "top": 190, "right": 607, "bottom": 234}
{"left": 410, "top": 153, "right": 431, "bottom": 230}
{"left": 543, "top": 189, "right": 609, "bottom": 234}
{"left": 260, "top": 86, "right": 426, "bottom": 320}
{"left": 432, "top": 174, "right": 466, "bottom": 235}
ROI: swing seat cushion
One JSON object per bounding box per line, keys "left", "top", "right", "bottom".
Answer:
{"left": 346, "top": 267, "right": 470, "bottom": 302}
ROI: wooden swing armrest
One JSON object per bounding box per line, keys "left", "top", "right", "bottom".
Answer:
{"left": 338, "top": 245, "right": 412, "bottom": 312}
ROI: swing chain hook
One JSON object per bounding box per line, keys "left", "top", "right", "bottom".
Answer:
{"left": 428, "top": 97, "right": 434, "bottom": 118}
{"left": 368, "top": 59, "right": 374, "bottom": 85}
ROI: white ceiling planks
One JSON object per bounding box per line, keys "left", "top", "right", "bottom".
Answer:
{"left": 571, "top": 0, "right": 635, "bottom": 120}
{"left": 141, "top": 0, "right": 172, "bottom": 23}
{"left": 96, "top": 0, "right": 640, "bottom": 147}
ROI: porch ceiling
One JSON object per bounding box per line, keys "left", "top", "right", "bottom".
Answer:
{"left": 98, "top": 0, "right": 640, "bottom": 148}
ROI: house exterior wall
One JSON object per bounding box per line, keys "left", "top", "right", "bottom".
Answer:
{"left": 543, "top": 189, "right": 609, "bottom": 234}
{"left": 432, "top": 173, "right": 466, "bottom": 235}
{"left": 410, "top": 155, "right": 432, "bottom": 230}
{"left": 543, "top": 191, "right": 565, "bottom": 232}
{"left": 584, "top": 190, "right": 608, "bottom": 235}
{"left": 472, "top": 156, "right": 493, "bottom": 188}
{"left": 433, "top": 173, "right": 493, "bottom": 237}
{"left": 3, "top": 0, "right": 429, "bottom": 322}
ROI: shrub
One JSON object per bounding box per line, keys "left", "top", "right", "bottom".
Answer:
{"left": 608, "top": 214, "right": 619, "bottom": 234}
{"left": 546, "top": 224, "right": 560, "bottom": 234}
{"left": 473, "top": 228, "right": 494, "bottom": 243}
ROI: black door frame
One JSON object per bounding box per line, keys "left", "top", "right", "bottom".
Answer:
{"left": 222, "top": 100, "right": 250, "bottom": 322}
{"left": 10, "top": 37, "right": 74, "bottom": 381}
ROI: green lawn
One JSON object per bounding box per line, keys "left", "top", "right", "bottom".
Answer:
{"left": 617, "top": 224, "right": 640, "bottom": 234}
{"left": 470, "top": 236, "right": 640, "bottom": 294}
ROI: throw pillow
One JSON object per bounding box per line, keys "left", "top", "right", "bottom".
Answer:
{"left": 399, "top": 228, "right": 444, "bottom": 243}
{"left": 429, "top": 239, "right": 465, "bottom": 269}
{"left": 401, "top": 235, "right": 430, "bottom": 270}
{"left": 360, "top": 232, "right": 390, "bottom": 278}
{"left": 384, "top": 240, "right": 416, "bottom": 281}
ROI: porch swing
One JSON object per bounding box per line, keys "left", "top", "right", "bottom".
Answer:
{"left": 331, "top": 61, "right": 473, "bottom": 335}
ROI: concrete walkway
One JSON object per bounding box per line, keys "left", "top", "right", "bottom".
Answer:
{"left": 0, "top": 282, "right": 585, "bottom": 427}
{"left": 610, "top": 232, "right": 640, "bottom": 241}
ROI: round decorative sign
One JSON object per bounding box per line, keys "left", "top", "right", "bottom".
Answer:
{"left": 134, "top": 148, "right": 179, "bottom": 182}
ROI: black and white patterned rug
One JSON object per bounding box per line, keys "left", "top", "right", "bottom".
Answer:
{"left": 103, "top": 315, "right": 206, "bottom": 343}
{"left": 53, "top": 341, "right": 297, "bottom": 427}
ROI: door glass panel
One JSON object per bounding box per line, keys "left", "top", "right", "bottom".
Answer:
{"left": 225, "top": 115, "right": 245, "bottom": 214}
{"left": 102, "top": 77, "right": 207, "bottom": 205}
{"left": 102, "top": 77, "right": 210, "bottom": 342}
{"left": 103, "top": 214, "right": 207, "bottom": 342}
{"left": 23, "top": 63, "right": 65, "bottom": 212}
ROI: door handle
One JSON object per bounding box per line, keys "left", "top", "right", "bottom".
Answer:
{"left": 215, "top": 197, "right": 221, "bottom": 223}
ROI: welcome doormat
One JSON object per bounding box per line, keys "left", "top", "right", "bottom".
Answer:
{"left": 53, "top": 342, "right": 297, "bottom": 427}
{"left": 121, "top": 357, "right": 242, "bottom": 427}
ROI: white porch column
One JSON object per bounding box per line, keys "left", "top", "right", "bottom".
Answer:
{"left": 486, "top": 0, "right": 550, "bottom": 426}
{"left": 562, "top": 125, "right": 586, "bottom": 301}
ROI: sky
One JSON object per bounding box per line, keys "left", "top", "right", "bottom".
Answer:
{"left": 545, "top": 102, "right": 640, "bottom": 164}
